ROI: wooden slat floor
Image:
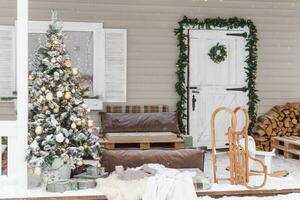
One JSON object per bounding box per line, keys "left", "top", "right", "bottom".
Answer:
{"left": 1, "top": 195, "right": 107, "bottom": 200}
{"left": 197, "top": 188, "right": 300, "bottom": 198}
{"left": 4, "top": 188, "right": 300, "bottom": 199}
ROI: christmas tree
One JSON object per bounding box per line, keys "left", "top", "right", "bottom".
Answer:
{"left": 26, "top": 17, "right": 100, "bottom": 170}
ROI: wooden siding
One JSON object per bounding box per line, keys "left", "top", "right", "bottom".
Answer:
{"left": 0, "top": 0, "right": 299, "bottom": 121}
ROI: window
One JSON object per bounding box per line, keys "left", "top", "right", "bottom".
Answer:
{"left": 0, "top": 22, "right": 127, "bottom": 109}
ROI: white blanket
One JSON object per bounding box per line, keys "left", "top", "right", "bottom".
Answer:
{"left": 97, "top": 164, "right": 198, "bottom": 200}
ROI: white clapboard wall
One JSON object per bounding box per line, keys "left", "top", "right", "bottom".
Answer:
{"left": 104, "top": 29, "right": 127, "bottom": 102}
{"left": 0, "top": 26, "right": 14, "bottom": 97}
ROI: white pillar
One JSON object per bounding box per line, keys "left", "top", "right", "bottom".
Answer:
{"left": 15, "top": 0, "right": 28, "bottom": 189}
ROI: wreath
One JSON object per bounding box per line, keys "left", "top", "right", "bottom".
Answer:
{"left": 208, "top": 43, "right": 227, "bottom": 64}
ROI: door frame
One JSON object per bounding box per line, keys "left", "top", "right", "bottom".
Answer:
{"left": 174, "top": 17, "right": 259, "bottom": 135}
{"left": 187, "top": 28, "right": 248, "bottom": 136}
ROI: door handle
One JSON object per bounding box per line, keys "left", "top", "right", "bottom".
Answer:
{"left": 192, "top": 95, "right": 196, "bottom": 111}
{"left": 226, "top": 87, "right": 247, "bottom": 92}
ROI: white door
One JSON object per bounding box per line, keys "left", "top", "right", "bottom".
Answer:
{"left": 188, "top": 29, "right": 248, "bottom": 149}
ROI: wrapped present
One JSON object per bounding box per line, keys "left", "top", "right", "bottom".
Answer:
{"left": 77, "top": 179, "right": 96, "bottom": 190}
{"left": 46, "top": 178, "right": 97, "bottom": 192}
{"left": 46, "top": 180, "right": 71, "bottom": 193}
{"left": 86, "top": 166, "right": 101, "bottom": 176}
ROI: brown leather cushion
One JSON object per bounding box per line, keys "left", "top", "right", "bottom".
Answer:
{"left": 100, "top": 149, "right": 205, "bottom": 173}
{"left": 100, "top": 112, "right": 180, "bottom": 134}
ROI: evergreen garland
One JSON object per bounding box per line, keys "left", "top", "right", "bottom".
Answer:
{"left": 174, "top": 16, "right": 259, "bottom": 134}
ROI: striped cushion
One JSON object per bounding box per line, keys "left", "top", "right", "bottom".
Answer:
{"left": 105, "top": 105, "right": 169, "bottom": 113}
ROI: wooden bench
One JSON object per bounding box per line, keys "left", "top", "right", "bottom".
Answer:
{"left": 271, "top": 136, "right": 300, "bottom": 159}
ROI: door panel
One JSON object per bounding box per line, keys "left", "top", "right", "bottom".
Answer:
{"left": 189, "top": 29, "right": 248, "bottom": 148}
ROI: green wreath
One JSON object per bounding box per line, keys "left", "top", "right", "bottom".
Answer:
{"left": 208, "top": 43, "right": 227, "bottom": 64}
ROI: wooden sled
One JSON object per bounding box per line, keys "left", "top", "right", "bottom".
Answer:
{"left": 211, "top": 107, "right": 267, "bottom": 189}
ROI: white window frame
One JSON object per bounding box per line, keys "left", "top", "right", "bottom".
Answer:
{"left": 0, "top": 0, "right": 29, "bottom": 189}
{"left": 28, "top": 21, "right": 105, "bottom": 110}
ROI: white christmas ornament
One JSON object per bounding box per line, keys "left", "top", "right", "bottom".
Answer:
{"left": 55, "top": 133, "right": 65, "bottom": 143}
{"left": 30, "top": 140, "right": 40, "bottom": 150}
{"left": 56, "top": 91, "right": 63, "bottom": 98}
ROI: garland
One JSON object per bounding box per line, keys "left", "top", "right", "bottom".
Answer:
{"left": 174, "top": 16, "right": 259, "bottom": 134}
{"left": 208, "top": 42, "right": 227, "bottom": 64}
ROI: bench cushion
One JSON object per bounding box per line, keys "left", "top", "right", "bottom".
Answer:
{"left": 100, "top": 149, "right": 205, "bottom": 173}
{"left": 100, "top": 112, "right": 180, "bottom": 134}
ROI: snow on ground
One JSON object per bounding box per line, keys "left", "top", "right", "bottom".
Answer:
{"left": 203, "top": 152, "right": 300, "bottom": 191}
{"left": 0, "top": 154, "right": 299, "bottom": 199}
{"left": 198, "top": 153, "right": 300, "bottom": 199}
{"left": 199, "top": 193, "right": 300, "bottom": 200}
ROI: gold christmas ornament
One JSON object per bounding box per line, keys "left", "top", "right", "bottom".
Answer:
{"left": 76, "top": 120, "right": 82, "bottom": 126}
{"left": 64, "top": 86, "right": 69, "bottom": 92}
{"left": 35, "top": 126, "right": 43, "bottom": 135}
{"left": 34, "top": 167, "right": 42, "bottom": 176}
{"left": 83, "top": 143, "right": 88, "bottom": 150}
{"left": 41, "top": 86, "right": 46, "bottom": 92}
{"left": 28, "top": 75, "right": 33, "bottom": 80}
{"left": 87, "top": 120, "right": 94, "bottom": 128}
{"left": 53, "top": 107, "right": 59, "bottom": 113}
{"left": 63, "top": 154, "right": 69, "bottom": 162}
{"left": 72, "top": 68, "right": 79, "bottom": 76}
{"left": 81, "top": 119, "right": 86, "bottom": 125}
{"left": 77, "top": 160, "right": 83, "bottom": 166}
{"left": 64, "top": 91, "right": 72, "bottom": 100}
{"left": 53, "top": 39, "right": 60, "bottom": 45}
{"left": 43, "top": 106, "right": 48, "bottom": 111}
{"left": 71, "top": 122, "right": 77, "bottom": 129}
{"left": 64, "top": 60, "right": 72, "bottom": 68}
{"left": 46, "top": 92, "right": 54, "bottom": 101}
{"left": 50, "top": 57, "right": 56, "bottom": 63}
{"left": 36, "top": 78, "right": 43, "bottom": 86}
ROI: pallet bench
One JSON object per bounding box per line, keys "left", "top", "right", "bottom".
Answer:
{"left": 271, "top": 136, "right": 300, "bottom": 159}
{"left": 100, "top": 138, "right": 185, "bottom": 150}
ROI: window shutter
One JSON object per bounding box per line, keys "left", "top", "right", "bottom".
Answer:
{"left": 104, "top": 29, "right": 127, "bottom": 102}
{"left": 0, "top": 27, "right": 15, "bottom": 97}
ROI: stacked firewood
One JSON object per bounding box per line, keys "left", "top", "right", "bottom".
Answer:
{"left": 253, "top": 103, "right": 300, "bottom": 151}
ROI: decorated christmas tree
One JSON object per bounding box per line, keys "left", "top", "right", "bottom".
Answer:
{"left": 26, "top": 16, "right": 100, "bottom": 171}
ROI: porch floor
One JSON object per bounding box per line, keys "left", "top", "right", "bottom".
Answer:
{"left": 0, "top": 185, "right": 105, "bottom": 199}
{"left": 0, "top": 153, "right": 299, "bottom": 199}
